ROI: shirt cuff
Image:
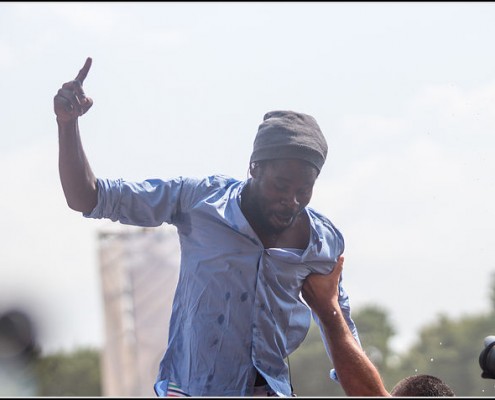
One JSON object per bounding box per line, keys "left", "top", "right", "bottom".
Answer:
{"left": 330, "top": 368, "right": 339, "bottom": 382}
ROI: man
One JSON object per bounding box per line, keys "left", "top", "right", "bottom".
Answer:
{"left": 390, "top": 375, "right": 455, "bottom": 397}
{"left": 54, "top": 57, "right": 360, "bottom": 397}
{"left": 302, "top": 257, "right": 455, "bottom": 397}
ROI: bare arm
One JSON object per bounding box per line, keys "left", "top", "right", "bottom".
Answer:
{"left": 301, "top": 256, "right": 391, "bottom": 397}
{"left": 54, "top": 57, "right": 97, "bottom": 214}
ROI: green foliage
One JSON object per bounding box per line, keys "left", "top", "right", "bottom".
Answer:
{"left": 290, "top": 304, "right": 395, "bottom": 396}
{"left": 352, "top": 304, "right": 395, "bottom": 371}
{"left": 35, "top": 347, "right": 102, "bottom": 396}
{"left": 289, "top": 321, "right": 345, "bottom": 396}
{"left": 289, "top": 300, "right": 495, "bottom": 397}
{"left": 392, "top": 312, "right": 495, "bottom": 396}
{"left": 25, "top": 274, "right": 495, "bottom": 397}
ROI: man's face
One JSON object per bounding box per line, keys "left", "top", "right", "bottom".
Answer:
{"left": 249, "top": 159, "right": 318, "bottom": 234}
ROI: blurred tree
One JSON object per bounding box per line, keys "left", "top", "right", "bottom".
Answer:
{"left": 290, "top": 304, "right": 395, "bottom": 396}
{"left": 35, "top": 347, "right": 101, "bottom": 396}
{"left": 352, "top": 304, "right": 395, "bottom": 371}
{"left": 26, "top": 271, "right": 495, "bottom": 397}
{"left": 392, "top": 312, "right": 495, "bottom": 396}
{"left": 289, "top": 320, "right": 345, "bottom": 396}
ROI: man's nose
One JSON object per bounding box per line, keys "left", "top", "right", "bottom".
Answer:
{"left": 280, "top": 193, "right": 300, "bottom": 209}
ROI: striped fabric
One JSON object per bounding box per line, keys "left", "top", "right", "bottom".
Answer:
{"left": 165, "top": 382, "right": 281, "bottom": 397}
{"left": 166, "top": 382, "right": 191, "bottom": 397}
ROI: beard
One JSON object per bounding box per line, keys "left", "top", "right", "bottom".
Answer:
{"left": 247, "top": 189, "right": 298, "bottom": 236}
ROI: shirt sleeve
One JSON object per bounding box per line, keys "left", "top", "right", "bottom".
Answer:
{"left": 83, "top": 177, "right": 185, "bottom": 227}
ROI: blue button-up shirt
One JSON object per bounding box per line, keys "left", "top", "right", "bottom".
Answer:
{"left": 84, "top": 174, "right": 360, "bottom": 397}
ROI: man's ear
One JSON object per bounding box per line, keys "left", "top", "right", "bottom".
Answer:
{"left": 250, "top": 162, "right": 260, "bottom": 178}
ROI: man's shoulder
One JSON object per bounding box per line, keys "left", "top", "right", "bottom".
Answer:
{"left": 306, "top": 207, "right": 343, "bottom": 237}
{"left": 174, "top": 174, "right": 244, "bottom": 212}
{"left": 180, "top": 174, "right": 244, "bottom": 203}
{"left": 183, "top": 174, "right": 241, "bottom": 190}
{"left": 306, "top": 207, "right": 335, "bottom": 226}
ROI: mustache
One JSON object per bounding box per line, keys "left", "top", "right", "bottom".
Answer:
{"left": 275, "top": 206, "right": 303, "bottom": 218}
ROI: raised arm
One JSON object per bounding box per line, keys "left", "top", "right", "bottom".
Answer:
{"left": 54, "top": 57, "right": 97, "bottom": 214}
{"left": 301, "top": 256, "right": 391, "bottom": 397}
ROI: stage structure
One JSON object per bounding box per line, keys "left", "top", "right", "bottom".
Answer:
{"left": 98, "top": 225, "right": 180, "bottom": 397}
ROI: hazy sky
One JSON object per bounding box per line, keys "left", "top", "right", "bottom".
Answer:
{"left": 2, "top": 2, "right": 495, "bottom": 359}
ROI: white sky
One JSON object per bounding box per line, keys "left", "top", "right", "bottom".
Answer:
{"left": 2, "top": 2, "right": 495, "bottom": 356}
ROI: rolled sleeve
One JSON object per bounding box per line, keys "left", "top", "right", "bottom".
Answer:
{"left": 83, "top": 178, "right": 123, "bottom": 221}
{"left": 83, "top": 177, "right": 183, "bottom": 227}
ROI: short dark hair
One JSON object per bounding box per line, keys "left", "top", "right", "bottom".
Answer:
{"left": 390, "top": 374, "right": 455, "bottom": 397}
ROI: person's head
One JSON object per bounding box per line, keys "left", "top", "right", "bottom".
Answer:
{"left": 246, "top": 110, "right": 327, "bottom": 234}
{"left": 0, "top": 309, "right": 39, "bottom": 366}
{"left": 390, "top": 374, "right": 455, "bottom": 397}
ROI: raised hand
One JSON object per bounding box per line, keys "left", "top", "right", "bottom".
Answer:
{"left": 54, "top": 57, "right": 94, "bottom": 122}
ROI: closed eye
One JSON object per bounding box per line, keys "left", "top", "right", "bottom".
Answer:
{"left": 297, "top": 187, "right": 312, "bottom": 196}
{"left": 274, "top": 182, "right": 289, "bottom": 192}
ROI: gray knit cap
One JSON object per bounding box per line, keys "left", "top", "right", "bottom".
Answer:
{"left": 250, "top": 110, "right": 328, "bottom": 172}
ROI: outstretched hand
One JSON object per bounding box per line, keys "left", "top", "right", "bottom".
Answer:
{"left": 301, "top": 256, "right": 344, "bottom": 319}
{"left": 54, "top": 57, "right": 94, "bottom": 122}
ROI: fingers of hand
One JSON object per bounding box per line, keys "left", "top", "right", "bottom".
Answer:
{"left": 53, "top": 93, "right": 74, "bottom": 114}
{"left": 74, "top": 57, "right": 92, "bottom": 84}
{"left": 54, "top": 83, "right": 92, "bottom": 117}
{"left": 55, "top": 87, "right": 82, "bottom": 115}
{"left": 334, "top": 257, "right": 344, "bottom": 275}
{"left": 54, "top": 57, "right": 92, "bottom": 118}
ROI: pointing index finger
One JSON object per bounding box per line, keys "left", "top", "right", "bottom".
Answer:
{"left": 74, "top": 57, "right": 92, "bottom": 84}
